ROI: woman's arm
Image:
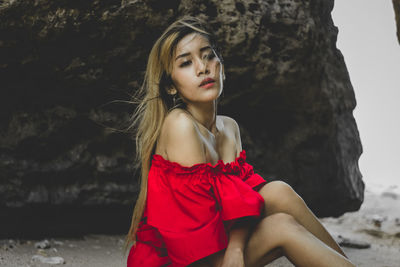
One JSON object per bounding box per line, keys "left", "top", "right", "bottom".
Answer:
{"left": 208, "top": 218, "right": 255, "bottom": 267}
{"left": 222, "top": 218, "right": 255, "bottom": 267}
{"left": 218, "top": 118, "right": 252, "bottom": 267}
{"left": 221, "top": 222, "right": 249, "bottom": 267}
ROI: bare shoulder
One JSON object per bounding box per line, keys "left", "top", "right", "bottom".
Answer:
{"left": 218, "top": 115, "right": 241, "bottom": 138}
{"left": 217, "top": 115, "right": 242, "bottom": 153}
{"left": 158, "top": 108, "right": 206, "bottom": 166}
{"left": 163, "top": 108, "right": 196, "bottom": 134}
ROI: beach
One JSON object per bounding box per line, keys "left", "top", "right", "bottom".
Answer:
{"left": 1, "top": 184, "right": 399, "bottom": 267}
{"left": 273, "top": 183, "right": 400, "bottom": 267}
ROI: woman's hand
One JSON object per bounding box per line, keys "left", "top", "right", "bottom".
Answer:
{"left": 220, "top": 247, "right": 245, "bottom": 267}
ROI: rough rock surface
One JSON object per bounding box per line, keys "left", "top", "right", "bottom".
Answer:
{"left": 394, "top": 0, "right": 400, "bottom": 43}
{"left": 0, "top": 0, "right": 363, "bottom": 236}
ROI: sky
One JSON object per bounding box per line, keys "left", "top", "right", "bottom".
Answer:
{"left": 331, "top": 1, "right": 400, "bottom": 189}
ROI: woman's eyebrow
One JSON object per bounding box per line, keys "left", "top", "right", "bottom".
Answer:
{"left": 175, "top": 46, "right": 212, "bottom": 61}
{"left": 199, "top": 45, "right": 211, "bottom": 52}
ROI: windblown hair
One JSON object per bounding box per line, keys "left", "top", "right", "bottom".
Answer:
{"left": 124, "top": 16, "right": 222, "bottom": 252}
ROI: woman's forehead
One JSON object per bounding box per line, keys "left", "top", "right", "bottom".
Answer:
{"left": 175, "top": 33, "right": 210, "bottom": 55}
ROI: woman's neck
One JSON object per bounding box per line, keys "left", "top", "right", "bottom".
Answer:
{"left": 185, "top": 101, "right": 217, "bottom": 133}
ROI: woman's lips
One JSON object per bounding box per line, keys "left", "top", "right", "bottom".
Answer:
{"left": 199, "top": 78, "right": 215, "bottom": 88}
{"left": 200, "top": 82, "right": 215, "bottom": 89}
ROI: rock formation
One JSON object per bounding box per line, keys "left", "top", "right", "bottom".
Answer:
{"left": 0, "top": 0, "right": 364, "bottom": 237}
{"left": 394, "top": 0, "right": 400, "bottom": 43}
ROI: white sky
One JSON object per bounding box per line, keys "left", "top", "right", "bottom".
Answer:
{"left": 332, "top": 1, "right": 400, "bottom": 188}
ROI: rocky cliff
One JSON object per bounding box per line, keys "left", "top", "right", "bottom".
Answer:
{"left": 0, "top": 0, "right": 363, "bottom": 237}
{"left": 394, "top": 0, "right": 400, "bottom": 43}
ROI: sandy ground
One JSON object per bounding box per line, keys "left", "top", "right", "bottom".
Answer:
{"left": 1, "top": 184, "right": 399, "bottom": 267}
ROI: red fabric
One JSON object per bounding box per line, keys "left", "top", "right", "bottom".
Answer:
{"left": 127, "top": 150, "right": 267, "bottom": 267}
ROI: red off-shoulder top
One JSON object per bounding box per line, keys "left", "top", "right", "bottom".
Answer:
{"left": 127, "top": 150, "right": 267, "bottom": 267}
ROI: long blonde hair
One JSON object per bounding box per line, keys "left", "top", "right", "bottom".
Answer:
{"left": 124, "top": 16, "right": 222, "bottom": 252}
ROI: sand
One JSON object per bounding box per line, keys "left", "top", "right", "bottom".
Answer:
{"left": 1, "top": 184, "right": 399, "bottom": 267}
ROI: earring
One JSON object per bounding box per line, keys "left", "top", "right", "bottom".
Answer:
{"left": 173, "top": 93, "right": 178, "bottom": 106}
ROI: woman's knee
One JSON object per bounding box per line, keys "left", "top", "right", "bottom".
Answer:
{"left": 255, "top": 213, "right": 303, "bottom": 245}
{"left": 259, "top": 181, "right": 304, "bottom": 213}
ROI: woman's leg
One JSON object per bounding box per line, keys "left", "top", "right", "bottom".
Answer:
{"left": 244, "top": 213, "right": 355, "bottom": 267}
{"left": 257, "top": 181, "right": 347, "bottom": 257}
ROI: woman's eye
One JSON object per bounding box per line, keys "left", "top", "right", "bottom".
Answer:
{"left": 208, "top": 53, "right": 216, "bottom": 59}
{"left": 180, "top": 60, "right": 192, "bottom": 67}
{"left": 204, "top": 53, "right": 216, "bottom": 60}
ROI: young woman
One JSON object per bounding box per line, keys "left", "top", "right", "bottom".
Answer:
{"left": 125, "top": 16, "right": 355, "bottom": 267}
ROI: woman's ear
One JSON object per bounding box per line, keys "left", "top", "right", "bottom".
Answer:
{"left": 167, "top": 87, "right": 177, "bottom": 95}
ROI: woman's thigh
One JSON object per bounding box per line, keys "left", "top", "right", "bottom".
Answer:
{"left": 257, "top": 181, "right": 305, "bottom": 217}
{"left": 244, "top": 213, "right": 299, "bottom": 267}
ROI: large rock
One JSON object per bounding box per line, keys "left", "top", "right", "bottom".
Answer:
{"left": 394, "top": 0, "right": 400, "bottom": 43}
{"left": 0, "top": 0, "right": 363, "bottom": 237}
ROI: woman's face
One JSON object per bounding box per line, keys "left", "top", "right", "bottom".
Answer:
{"left": 170, "top": 33, "right": 223, "bottom": 104}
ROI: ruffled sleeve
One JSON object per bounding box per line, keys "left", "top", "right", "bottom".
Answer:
{"left": 238, "top": 159, "right": 268, "bottom": 192}
{"left": 146, "top": 150, "right": 266, "bottom": 267}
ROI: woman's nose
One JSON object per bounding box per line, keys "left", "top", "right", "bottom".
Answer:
{"left": 196, "top": 57, "right": 210, "bottom": 76}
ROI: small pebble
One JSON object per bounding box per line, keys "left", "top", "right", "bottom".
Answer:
{"left": 35, "top": 239, "right": 50, "bottom": 249}
{"left": 32, "top": 255, "right": 65, "bottom": 265}
{"left": 370, "top": 214, "right": 386, "bottom": 228}
{"left": 337, "top": 235, "right": 371, "bottom": 249}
